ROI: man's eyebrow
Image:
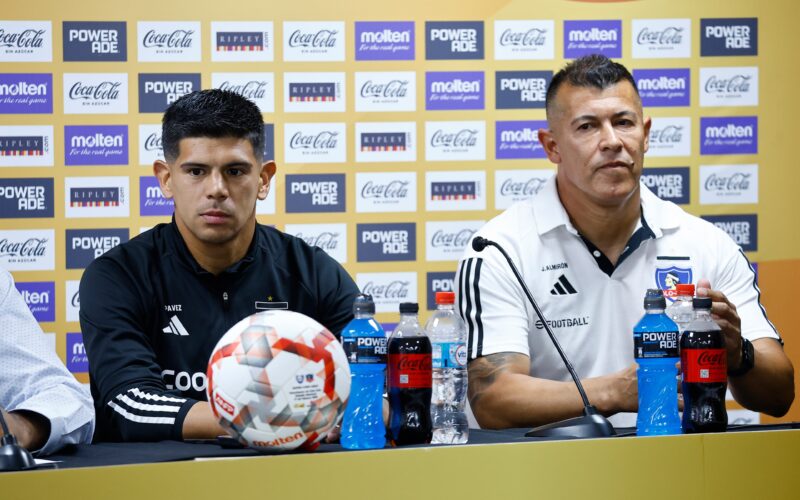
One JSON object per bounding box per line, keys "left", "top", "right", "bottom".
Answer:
{"left": 570, "top": 110, "right": 637, "bottom": 126}
{"left": 179, "top": 161, "right": 253, "bottom": 169}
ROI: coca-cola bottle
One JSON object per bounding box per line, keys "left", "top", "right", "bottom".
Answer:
{"left": 387, "top": 302, "right": 432, "bottom": 446}
{"left": 680, "top": 297, "right": 728, "bottom": 433}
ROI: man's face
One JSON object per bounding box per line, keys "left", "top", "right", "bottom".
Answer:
{"left": 539, "top": 81, "right": 651, "bottom": 208}
{"left": 154, "top": 136, "right": 275, "bottom": 249}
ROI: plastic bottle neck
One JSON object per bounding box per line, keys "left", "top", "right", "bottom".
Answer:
{"left": 436, "top": 303, "right": 455, "bottom": 311}
{"left": 354, "top": 311, "right": 374, "bottom": 320}
{"left": 694, "top": 309, "right": 713, "bottom": 320}
{"left": 399, "top": 312, "right": 419, "bottom": 323}
{"left": 645, "top": 308, "right": 665, "bottom": 314}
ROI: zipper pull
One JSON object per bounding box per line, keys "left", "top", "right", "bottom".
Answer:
{"left": 222, "top": 291, "right": 229, "bottom": 309}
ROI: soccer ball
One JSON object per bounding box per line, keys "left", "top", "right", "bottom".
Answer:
{"left": 207, "top": 310, "right": 351, "bottom": 451}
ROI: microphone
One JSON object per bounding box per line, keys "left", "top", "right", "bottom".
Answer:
{"left": 471, "top": 236, "right": 616, "bottom": 439}
{"left": 0, "top": 409, "right": 36, "bottom": 471}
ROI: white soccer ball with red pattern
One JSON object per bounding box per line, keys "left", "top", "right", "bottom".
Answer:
{"left": 207, "top": 310, "right": 351, "bottom": 451}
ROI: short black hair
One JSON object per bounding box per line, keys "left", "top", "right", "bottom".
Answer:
{"left": 161, "top": 89, "right": 264, "bottom": 162}
{"left": 545, "top": 54, "right": 638, "bottom": 119}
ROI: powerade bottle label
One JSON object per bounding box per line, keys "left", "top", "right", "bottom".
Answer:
{"left": 681, "top": 348, "right": 727, "bottom": 383}
{"left": 388, "top": 354, "right": 432, "bottom": 388}
{"left": 633, "top": 330, "right": 679, "bottom": 359}
{"left": 342, "top": 336, "right": 387, "bottom": 364}
{"left": 432, "top": 342, "right": 468, "bottom": 368}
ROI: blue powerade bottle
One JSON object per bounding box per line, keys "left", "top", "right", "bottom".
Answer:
{"left": 633, "top": 289, "right": 682, "bottom": 436}
{"left": 340, "top": 294, "right": 387, "bottom": 449}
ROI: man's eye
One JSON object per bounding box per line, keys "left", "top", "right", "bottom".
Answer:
{"left": 189, "top": 168, "right": 204, "bottom": 176}
{"left": 228, "top": 168, "right": 243, "bottom": 176}
{"left": 617, "top": 119, "right": 634, "bottom": 126}
{"left": 577, "top": 123, "right": 592, "bottom": 131}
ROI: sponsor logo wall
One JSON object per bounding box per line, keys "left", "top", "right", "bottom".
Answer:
{"left": 0, "top": 6, "right": 776, "bottom": 405}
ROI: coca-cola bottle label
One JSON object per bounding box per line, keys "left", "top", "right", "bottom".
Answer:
{"left": 342, "top": 336, "right": 387, "bottom": 364}
{"left": 388, "top": 354, "right": 432, "bottom": 388}
{"left": 681, "top": 348, "right": 727, "bottom": 383}
{"left": 633, "top": 330, "right": 679, "bottom": 359}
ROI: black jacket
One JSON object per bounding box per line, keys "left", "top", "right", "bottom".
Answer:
{"left": 80, "top": 221, "right": 359, "bottom": 442}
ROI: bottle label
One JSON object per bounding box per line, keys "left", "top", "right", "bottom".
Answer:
{"left": 681, "top": 348, "right": 727, "bottom": 383}
{"left": 633, "top": 330, "right": 679, "bottom": 359}
{"left": 432, "top": 342, "right": 468, "bottom": 369}
{"left": 388, "top": 354, "right": 432, "bottom": 388}
{"left": 342, "top": 336, "right": 387, "bottom": 364}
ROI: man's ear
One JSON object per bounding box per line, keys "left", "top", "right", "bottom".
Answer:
{"left": 642, "top": 116, "right": 652, "bottom": 154}
{"left": 258, "top": 160, "right": 277, "bottom": 200}
{"left": 153, "top": 160, "right": 173, "bottom": 199}
{"left": 538, "top": 128, "right": 562, "bottom": 165}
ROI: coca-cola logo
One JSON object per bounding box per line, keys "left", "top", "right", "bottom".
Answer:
{"left": 704, "top": 75, "right": 751, "bottom": 94}
{"left": 636, "top": 27, "right": 684, "bottom": 45}
{"left": 288, "top": 29, "right": 338, "bottom": 48}
{"left": 499, "top": 28, "right": 547, "bottom": 47}
{"left": 500, "top": 177, "right": 546, "bottom": 197}
{"left": 0, "top": 29, "right": 45, "bottom": 48}
{"left": 430, "top": 229, "right": 475, "bottom": 248}
{"left": 297, "top": 231, "right": 339, "bottom": 250}
{"left": 218, "top": 80, "right": 267, "bottom": 100}
{"left": 360, "top": 79, "right": 408, "bottom": 98}
{"left": 697, "top": 350, "right": 725, "bottom": 367}
{"left": 71, "top": 290, "right": 80, "bottom": 308}
{"left": 0, "top": 238, "right": 48, "bottom": 257}
{"left": 68, "top": 81, "right": 121, "bottom": 101}
{"left": 430, "top": 129, "right": 478, "bottom": 148}
{"left": 361, "top": 180, "right": 409, "bottom": 199}
{"left": 650, "top": 125, "right": 683, "bottom": 144}
{"left": 144, "top": 133, "right": 162, "bottom": 152}
{"left": 395, "top": 356, "right": 432, "bottom": 371}
{"left": 142, "top": 29, "right": 194, "bottom": 48}
{"left": 704, "top": 172, "right": 751, "bottom": 192}
{"left": 289, "top": 131, "right": 338, "bottom": 150}
{"left": 361, "top": 280, "right": 410, "bottom": 299}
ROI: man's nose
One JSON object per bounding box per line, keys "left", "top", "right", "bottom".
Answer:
{"left": 206, "top": 170, "right": 229, "bottom": 199}
{"left": 599, "top": 122, "right": 623, "bottom": 151}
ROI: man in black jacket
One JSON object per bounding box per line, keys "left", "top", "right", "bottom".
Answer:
{"left": 80, "top": 90, "right": 360, "bottom": 442}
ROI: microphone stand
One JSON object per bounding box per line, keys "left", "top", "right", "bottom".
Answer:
{"left": 472, "top": 237, "right": 615, "bottom": 439}
{"left": 0, "top": 409, "right": 37, "bottom": 472}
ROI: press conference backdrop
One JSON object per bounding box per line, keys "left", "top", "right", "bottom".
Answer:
{"left": 1, "top": 0, "right": 798, "bottom": 423}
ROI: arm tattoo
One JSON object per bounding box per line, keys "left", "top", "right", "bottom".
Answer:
{"left": 468, "top": 352, "right": 522, "bottom": 408}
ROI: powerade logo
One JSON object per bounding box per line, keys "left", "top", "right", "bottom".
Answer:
{"left": 426, "top": 272, "right": 454, "bottom": 310}
{"left": 0, "top": 73, "right": 52, "bottom": 114}
{"left": 700, "top": 116, "right": 757, "bottom": 155}
{"left": 495, "top": 71, "right": 550, "bottom": 109}
{"left": 355, "top": 21, "right": 414, "bottom": 60}
{"left": 140, "top": 176, "right": 174, "bottom": 216}
{"left": 66, "top": 228, "right": 128, "bottom": 269}
{"left": 63, "top": 21, "right": 126, "bottom": 61}
{"left": 15, "top": 281, "right": 55, "bottom": 322}
{"left": 426, "top": 71, "right": 484, "bottom": 110}
{"left": 285, "top": 174, "right": 345, "bottom": 213}
{"left": 357, "top": 223, "right": 416, "bottom": 262}
{"left": 64, "top": 125, "right": 128, "bottom": 166}
{"left": 641, "top": 167, "right": 690, "bottom": 204}
{"left": 633, "top": 68, "right": 690, "bottom": 107}
{"left": 702, "top": 214, "right": 757, "bottom": 252}
{"left": 0, "top": 178, "right": 54, "bottom": 218}
{"left": 66, "top": 332, "right": 88, "bottom": 373}
{"left": 564, "top": 20, "right": 622, "bottom": 58}
{"left": 496, "top": 120, "right": 546, "bottom": 159}
{"left": 431, "top": 182, "right": 476, "bottom": 200}
{"left": 138, "top": 73, "right": 200, "bottom": 113}
{"left": 426, "top": 21, "right": 484, "bottom": 60}
{"left": 701, "top": 18, "right": 757, "bottom": 56}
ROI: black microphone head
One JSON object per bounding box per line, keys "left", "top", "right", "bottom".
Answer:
{"left": 471, "top": 236, "right": 488, "bottom": 252}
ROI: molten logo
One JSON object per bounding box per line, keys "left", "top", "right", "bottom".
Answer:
{"left": 252, "top": 432, "right": 305, "bottom": 448}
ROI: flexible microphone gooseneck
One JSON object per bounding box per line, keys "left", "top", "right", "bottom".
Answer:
{"left": 471, "top": 236, "right": 615, "bottom": 439}
{"left": 0, "top": 409, "right": 37, "bottom": 472}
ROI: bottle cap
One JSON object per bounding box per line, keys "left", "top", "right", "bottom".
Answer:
{"left": 399, "top": 302, "right": 419, "bottom": 314}
{"left": 643, "top": 288, "right": 667, "bottom": 310}
{"left": 352, "top": 294, "right": 375, "bottom": 315}
{"left": 692, "top": 296, "right": 712, "bottom": 310}
{"left": 435, "top": 291, "right": 455, "bottom": 305}
{"left": 676, "top": 283, "right": 695, "bottom": 296}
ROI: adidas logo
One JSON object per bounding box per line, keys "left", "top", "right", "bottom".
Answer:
{"left": 550, "top": 275, "right": 577, "bottom": 295}
{"left": 163, "top": 315, "right": 189, "bottom": 336}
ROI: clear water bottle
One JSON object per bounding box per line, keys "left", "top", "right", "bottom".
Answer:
{"left": 666, "top": 283, "right": 695, "bottom": 335}
{"left": 427, "top": 292, "right": 469, "bottom": 444}
{"left": 340, "top": 294, "right": 387, "bottom": 449}
{"left": 633, "top": 289, "right": 681, "bottom": 436}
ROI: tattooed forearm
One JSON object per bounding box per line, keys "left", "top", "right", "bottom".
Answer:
{"left": 467, "top": 352, "right": 527, "bottom": 407}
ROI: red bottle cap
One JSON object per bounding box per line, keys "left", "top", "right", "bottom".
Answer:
{"left": 435, "top": 291, "right": 455, "bottom": 305}
{"left": 676, "top": 284, "right": 695, "bottom": 296}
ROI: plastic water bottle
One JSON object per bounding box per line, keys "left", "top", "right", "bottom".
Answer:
{"left": 633, "top": 289, "right": 681, "bottom": 436}
{"left": 340, "top": 294, "right": 387, "bottom": 449}
{"left": 666, "top": 283, "right": 695, "bottom": 335}
{"left": 427, "top": 292, "right": 469, "bottom": 444}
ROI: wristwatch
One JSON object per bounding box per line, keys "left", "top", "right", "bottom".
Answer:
{"left": 728, "top": 337, "right": 755, "bottom": 377}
